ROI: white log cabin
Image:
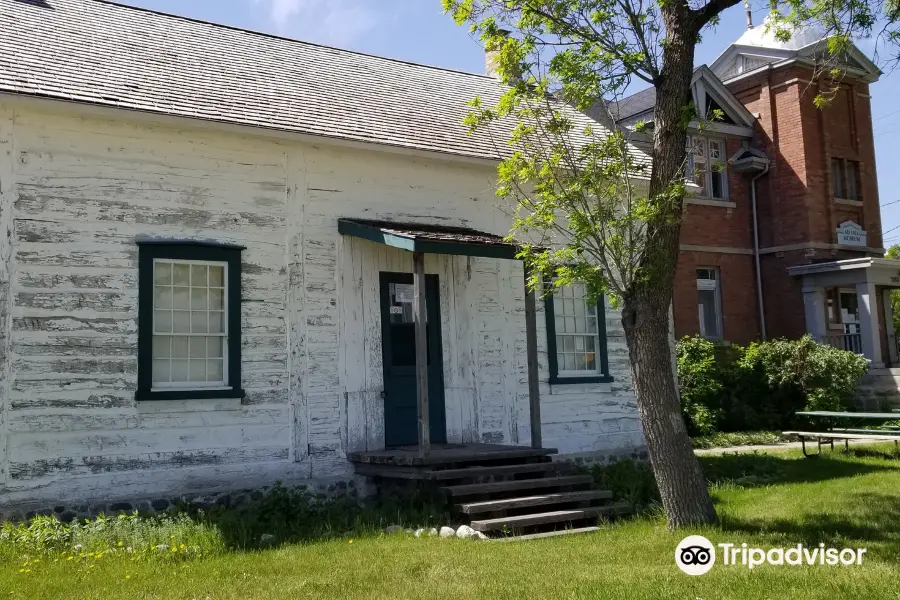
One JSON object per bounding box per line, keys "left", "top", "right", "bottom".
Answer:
{"left": 0, "top": 0, "right": 645, "bottom": 515}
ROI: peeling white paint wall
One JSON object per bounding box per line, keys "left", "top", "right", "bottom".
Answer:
{"left": 0, "top": 101, "right": 644, "bottom": 509}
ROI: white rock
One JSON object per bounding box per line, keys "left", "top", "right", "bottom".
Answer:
{"left": 385, "top": 525, "right": 404, "bottom": 535}
{"left": 73, "top": 544, "right": 83, "bottom": 551}
{"left": 439, "top": 526, "right": 456, "bottom": 538}
{"left": 456, "top": 525, "right": 477, "bottom": 539}
{"left": 474, "top": 531, "right": 489, "bottom": 540}
{"left": 259, "top": 534, "right": 276, "bottom": 546}
{"left": 415, "top": 527, "right": 439, "bottom": 538}
{"left": 155, "top": 544, "right": 169, "bottom": 551}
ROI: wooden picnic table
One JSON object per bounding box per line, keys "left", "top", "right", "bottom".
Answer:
{"left": 785, "top": 410, "right": 900, "bottom": 456}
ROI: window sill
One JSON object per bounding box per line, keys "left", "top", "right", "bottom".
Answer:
{"left": 549, "top": 375, "right": 614, "bottom": 385}
{"left": 135, "top": 388, "right": 246, "bottom": 402}
{"left": 834, "top": 198, "right": 863, "bottom": 207}
{"left": 684, "top": 198, "right": 736, "bottom": 209}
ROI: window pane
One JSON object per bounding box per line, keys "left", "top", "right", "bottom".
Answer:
{"left": 173, "top": 287, "right": 190, "bottom": 310}
{"left": 192, "top": 311, "right": 208, "bottom": 333}
{"left": 575, "top": 336, "right": 584, "bottom": 351}
{"left": 154, "top": 286, "right": 172, "bottom": 309}
{"left": 207, "top": 359, "right": 224, "bottom": 382}
{"left": 210, "top": 289, "right": 224, "bottom": 310}
{"left": 209, "top": 266, "right": 225, "bottom": 287}
{"left": 189, "top": 359, "right": 206, "bottom": 382}
{"left": 173, "top": 264, "right": 190, "bottom": 286}
{"left": 154, "top": 310, "right": 172, "bottom": 333}
{"left": 564, "top": 354, "right": 575, "bottom": 370}
{"left": 207, "top": 337, "right": 224, "bottom": 358}
{"left": 586, "top": 317, "right": 597, "bottom": 333}
{"left": 191, "top": 288, "right": 208, "bottom": 310}
{"left": 697, "top": 288, "right": 721, "bottom": 339}
{"left": 209, "top": 311, "right": 225, "bottom": 334}
{"left": 832, "top": 158, "right": 844, "bottom": 197}
{"left": 172, "top": 336, "right": 189, "bottom": 358}
{"left": 190, "top": 337, "right": 206, "bottom": 359}
{"left": 173, "top": 310, "right": 190, "bottom": 333}
{"left": 152, "top": 359, "right": 170, "bottom": 384}
{"left": 555, "top": 316, "right": 565, "bottom": 333}
{"left": 191, "top": 265, "right": 207, "bottom": 286}
{"left": 693, "top": 162, "right": 707, "bottom": 195}
{"left": 171, "top": 359, "right": 188, "bottom": 382}
{"left": 585, "top": 354, "right": 596, "bottom": 371}
{"left": 154, "top": 262, "right": 172, "bottom": 285}
{"left": 708, "top": 140, "right": 722, "bottom": 160}
{"left": 846, "top": 161, "right": 859, "bottom": 200}
{"left": 563, "top": 336, "right": 575, "bottom": 352}
{"left": 153, "top": 335, "right": 170, "bottom": 358}
{"left": 710, "top": 169, "right": 724, "bottom": 199}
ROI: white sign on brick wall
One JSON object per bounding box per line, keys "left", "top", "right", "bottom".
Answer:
{"left": 837, "top": 221, "right": 867, "bottom": 247}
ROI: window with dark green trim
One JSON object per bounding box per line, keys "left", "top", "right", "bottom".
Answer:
{"left": 544, "top": 282, "right": 612, "bottom": 384}
{"left": 136, "top": 241, "right": 245, "bottom": 401}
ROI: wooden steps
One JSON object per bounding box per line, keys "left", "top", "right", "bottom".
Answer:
{"left": 491, "top": 526, "right": 601, "bottom": 542}
{"left": 458, "top": 490, "right": 613, "bottom": 514}
{"left": 470, "top": 504, "right": 630, "bottom": 532}
{"left": 441, "top": 475, "right": 593, "bottom": 497}
{"left": 355, "top": 460, "right": 572, "bottom": 481}
{"left": 350, "top": 443, "right": 630, "bottom": 540}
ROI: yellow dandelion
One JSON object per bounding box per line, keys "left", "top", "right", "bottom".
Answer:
{"left": 118, "top": 541, "right": 124, "bottom": 547}
{"left": 66, "top": 556, "right": 74, "bottom": 561}
{"left": 348, "top": 540, "right": 353, "bottom": 544}
{"left": 180, "top": 544, "right": 185, "bottom": 549}
{"left": 125, "top": 575, "right": 131, "bottom": 580}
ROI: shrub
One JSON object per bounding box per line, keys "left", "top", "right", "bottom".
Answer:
{"left": 676, "top": 335, "right": 869, "bottom": 436}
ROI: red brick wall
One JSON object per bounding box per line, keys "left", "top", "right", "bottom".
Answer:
{"left": 674, "top": 250, "right": 760, "bottom": 344}
{"left": 673, "top": 64, "right": 882, "bottom": 345}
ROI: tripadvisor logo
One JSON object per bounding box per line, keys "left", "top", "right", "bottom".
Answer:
{"left": 675, "top": 535, "right": 867, "bottom": 575}
{"left": 676, "top": 535, "right": 716, "bottom": 576}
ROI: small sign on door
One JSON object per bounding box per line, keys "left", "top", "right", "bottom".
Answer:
{"left": 389, "top": 306, "right": 404, "bottom": 314}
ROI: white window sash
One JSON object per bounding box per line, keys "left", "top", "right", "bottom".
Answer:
{"left": 151, "top": 258, "right": 229, "bottom": 391}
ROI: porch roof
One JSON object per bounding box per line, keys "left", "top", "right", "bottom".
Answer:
{"left": 789, "top": 257, "right": 900, "bottom": 288}
{"left": 337, "top": 218, "right": 522, "bottom": 260}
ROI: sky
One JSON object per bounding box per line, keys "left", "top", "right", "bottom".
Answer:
{"left": 116, "top": 0, "right": 900, "bottom": 244}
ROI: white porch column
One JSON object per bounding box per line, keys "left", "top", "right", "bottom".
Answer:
{"left": 802, "top": 287, "right": 828, "bottom": 341}
{"left": 857, "top": 281, "right": 883, "bottom": 366}
{"left": 882, "top": 289, "right": 898, "bottom": 365}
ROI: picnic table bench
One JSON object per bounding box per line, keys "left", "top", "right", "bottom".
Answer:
{"left": 783, "top": 410, "right": 900, "bottom": 456}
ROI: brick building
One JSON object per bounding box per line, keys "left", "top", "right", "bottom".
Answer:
{"left": 614, "top": 19, "right": 884, "bottom": 349}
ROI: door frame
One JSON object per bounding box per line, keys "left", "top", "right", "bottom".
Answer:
{"left": 379, "top": 271, "right": 447, "bottom": 446}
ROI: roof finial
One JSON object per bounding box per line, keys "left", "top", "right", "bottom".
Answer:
{"left": 745, "top": 0, "right": 753, "bottom": 29}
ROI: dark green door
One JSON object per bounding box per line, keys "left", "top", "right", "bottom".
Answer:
{"left": 380, "top": 272, "right": 446, "bottom": 447}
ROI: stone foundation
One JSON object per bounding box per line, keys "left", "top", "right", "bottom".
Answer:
{"left": 0, "top": 475, "right": 371, "bottom": 523}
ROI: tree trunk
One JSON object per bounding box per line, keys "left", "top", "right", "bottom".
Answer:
{"left": 621, "top": 9, "right": 718, "bottom": 528}
{"left": 622, "top": 292, "right": 717, "bottom": 528}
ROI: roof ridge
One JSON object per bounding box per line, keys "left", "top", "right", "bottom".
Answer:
{"left": 90, "top": 0, "right": 494, "bottom": 80}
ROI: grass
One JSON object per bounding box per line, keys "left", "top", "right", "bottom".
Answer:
{"left": 4, "top": 445, "right": 900, "bottom": 599}
{"left": 691, "top": 430, "right": 794, "bottom": 449}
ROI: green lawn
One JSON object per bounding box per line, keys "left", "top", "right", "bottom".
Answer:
{"left": 4, "top": 446, "right": 900, "bottom": 600}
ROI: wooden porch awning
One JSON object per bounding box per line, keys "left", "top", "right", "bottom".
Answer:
{"left": 337, "top": 218, "right": 521, "bottom": 260}
{"left": 337, "top": 217, "right": 542, "bottom": 457}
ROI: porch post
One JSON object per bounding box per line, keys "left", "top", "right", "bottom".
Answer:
{"left": 883, "top": 288, "right": 899, "bottom": 365}
{"left": 801, "top": 286, "right": 827, "bottom": 341}
{"left": 857, "top": 281, "right": 883, "bottom": 366}
{"left": 412, "top": 251, "right": 430, "bottom": 457}
{"left": 523, "top": 268, "right": 542, "bottom": 449}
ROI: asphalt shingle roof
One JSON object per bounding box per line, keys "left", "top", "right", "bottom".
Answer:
{"left": 0, "top": 0, "right": 629, "bottom": 162}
